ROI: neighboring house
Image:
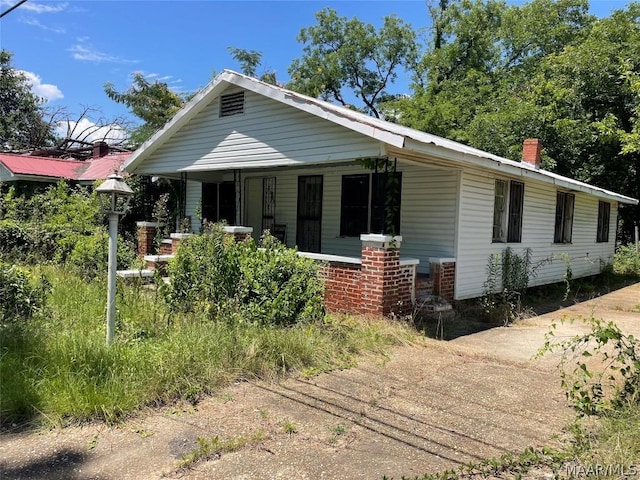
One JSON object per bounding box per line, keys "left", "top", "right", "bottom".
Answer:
{"left": 0, "top": 145, "right": 131, "bottom": 187}
{"left": 123, "top": 70, "right": 638, "bottom": 301}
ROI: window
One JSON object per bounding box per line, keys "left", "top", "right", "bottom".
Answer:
{"left": 201, "top": 181, "right": 236, "bottom": 224}
{"left": 339, "top": 172, "right": 402, "bottom": 236}
{"left": 340, "top": 175, "right": 369, "bottom": 236}
{"left": 220, "top": 91, "right": 244, "bottom": 117}
{"left": 371, "top": 172, "right": 402, "bottom": 234}
{"left": 492, "top": 180, "right": 524, "bottom": 243}
{"left": 597, "top": 201, "right": 611, "bottom": 243}
{"left": 554, "top": 191, "right": 575, "bottom": 243}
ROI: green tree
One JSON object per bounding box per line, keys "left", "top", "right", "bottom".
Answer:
{"left": 394, "top": 0, "right": 593, "bottom": 147}
{"left": 227, "top": 47, "right": 277, "bottom": 84}
{"left": 537, "top": 4, "right": 640, "bottom": 232}
{"left": 104, "top": 73, "right": 186, "bottom": 147}
{"left": 392, "top": 0, "right": 640, "bottom": 235}
{"left": 288, "top": 8, "right": 418, "bottom": 118}
{"left": 0, "top": 50, "right": 54, "bottom": 151}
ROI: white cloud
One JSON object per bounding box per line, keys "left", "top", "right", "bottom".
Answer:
{"left": 55, "top": 118, "right": 127, "bottom": 144}
{"left": 21, "top": 1, "right": 68, "bottom": 14}
{"left": 20, "top": 70, "right": 63, "bottom": 102}
{"left": 69, "top": 44, "right": 137, "bottom": 64}
{"left": 20, "top": 17, "right": 65, "bottom": 33}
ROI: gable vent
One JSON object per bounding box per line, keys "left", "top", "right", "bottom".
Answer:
{"left": 220, "top": 91, "right": 245, "bottom": 117}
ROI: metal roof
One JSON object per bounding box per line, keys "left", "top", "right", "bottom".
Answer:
{"left": 123, "top": 70, "right": 638, "bottom": 205}
{"left": 0, "top": 152, "right": 131, "bottom": 182}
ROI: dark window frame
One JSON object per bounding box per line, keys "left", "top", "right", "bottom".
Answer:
{"left": 201, "top": 181, "right": 236, "bottom": 224}
{"left": 339, "top": 172, "right": 402, "bottom": 237}
{"left": 492, "top": 179, "right": 524, "bottom": 243}
{"left": 554, "top": 191, "right": 575, "bottom": 244}
{"left": 597, "top": 200, "right": 611, "bottom": 243}
{"left": 371, "top": 172, "right": 402, "bottom": 235}
{"left": 339, "top": 174, "right": 370, "bottom": 237}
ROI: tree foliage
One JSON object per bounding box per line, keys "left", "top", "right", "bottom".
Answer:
{"left": 227, "top": 47, "right": 277, "bottom": 84}
{"left": 0, "top": 50, "right": 54, "bottom": 151}
{"left": 104, "top": 73, "right": 186, "bottom": 147}
{"left": 288, "top": 8, "right": 418, "bottom": 118}
{"left": 384, "top": 0, "right": 639, "bottom": 235}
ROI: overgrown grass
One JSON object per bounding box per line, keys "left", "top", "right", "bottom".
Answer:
{"left": 0, "top": 265, "right": 415, "bottom": 427}
{"left": 613, "top": 244, "right": 640, "bottom": 277}
{"left": 584, "top": 404, "right": 640, "bottom": 468}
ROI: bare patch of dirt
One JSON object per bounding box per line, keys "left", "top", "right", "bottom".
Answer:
{"left": 2, "top": 283, "right": 638, "bottom": 480}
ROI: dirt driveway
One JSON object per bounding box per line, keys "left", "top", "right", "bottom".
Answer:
{"left": 2, "top": 283, "right": 639, "bottom": 480}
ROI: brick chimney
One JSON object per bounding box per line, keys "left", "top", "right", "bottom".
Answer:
{"left": 522, "top": 138, "right": 541, "bottom": 169}
{"left": 93, "top": 141, "right": 109, "bottom": 159}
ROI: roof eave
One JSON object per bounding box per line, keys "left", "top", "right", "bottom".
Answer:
{"left": 123, "top": 70, "right": 405, "bottom": 173}
{"left": 124, "top": 71, "right": 238, "bottom": 173}
{"left": 404, "top": 139, "right": 639, "bottom": 205}
{"left": 230, "top": 75, "right": 405, "bottom": 148}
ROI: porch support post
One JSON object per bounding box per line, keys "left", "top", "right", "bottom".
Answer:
{"left": 234, "top": 169, "right": 242, "bottom": 226}
{"left": 429, "top": 257, "right": 456, "bottom": 303}
{"left": 360, "top": 234, "right": 402, "bottom": 316}
{"left": 136, "top": 221, "right": 162, "bottom": 258}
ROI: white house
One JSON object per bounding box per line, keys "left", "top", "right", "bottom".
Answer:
{"left": 123, "top": 70, "right": 638, "bottom": 302}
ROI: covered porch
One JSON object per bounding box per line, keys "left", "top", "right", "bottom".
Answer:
{"left": 135, "top": 157, "right": 460, "bottom": 315}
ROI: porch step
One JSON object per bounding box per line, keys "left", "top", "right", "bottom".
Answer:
{"left": 415, "top": 275, "right": 434, "bottom": 298}
{"left": 144, "top": 254, "right": 174, "bottom": 276}
{"left": 415, "top": 294, "right": 453, "bottom": 313}
{"left": 159, "top": 239, "right": 173, "bottom": 255}
{"left": 116, "top": 268, "right": 155, "bottom": 279}
{"left": 143, "top": 254, "right": 174, "bottom": 263}
{"left": 116, "top": 268, "right": 155, "bottom": 284}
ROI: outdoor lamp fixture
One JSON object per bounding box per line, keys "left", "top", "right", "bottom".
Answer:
{"left": 96, "top": 173, "right": 134, "bottom": 345}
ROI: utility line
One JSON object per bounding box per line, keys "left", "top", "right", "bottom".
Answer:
{"left": 0, "top": 0, "right": 28, "bottom": 19}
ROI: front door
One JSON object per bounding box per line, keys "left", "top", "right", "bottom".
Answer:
{"left": 296, "top": 175, "right": 323, "bottom": 253}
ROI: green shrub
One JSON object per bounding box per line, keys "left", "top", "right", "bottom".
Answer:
{"left": 1, "top": 265, "right": 412, "bottom": 425}
{"left": 64, "top": 230, "right": 136, "bottom": 279}
{"left": 613, "top": 244, "right": 640, "bottom": 276}
{"left": 537, "top": 315, "right": 640, "bottom": 416}
{"left": 1, "top": 181, "right": 137, "bottom": 272}
{"left": 0, "top": 262, "right": 50, "bottom": 324}
{"left": 0, "top": 220, "right": 33, "bottom": 261}
{"left": 165, "top": 224, "right": 324, "bottom": 326}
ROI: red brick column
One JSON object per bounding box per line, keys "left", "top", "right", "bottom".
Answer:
{"left": 136, "top": 222, "right": 162, "bottom": 258}
{"left": 429, "top": 258, "right": 456, "bottom": 303}
{"left": 320, "top": 262, "right": 363, "bottom": 314}
{"left": 360, "top": 234, "right": 402, "bottom": 317}
{"left": 222, "top": 226, "right": 253, "bottom": 243}
{"left": 396, "top": 263, "right": 417, "bottom": 315}
{"left": 170, "top": 233, "right": 193, "bottom": 253}
{"left": 159, "top": 240, "right": 173, "bottom": 255}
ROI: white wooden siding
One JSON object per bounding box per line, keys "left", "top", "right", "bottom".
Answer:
{"left": 455, "top": 168, "right": 618, "bottom": 299}
{"left": 185, "top": 161, "right": 458, "bottom": 273}
{"left": 134, "top": 88, "right": 383, "bottom": 175}
{"left": 185, "top": 180, "right": 202, "bottom": 233}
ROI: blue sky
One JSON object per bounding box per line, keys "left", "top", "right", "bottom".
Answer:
{"left": 0, "top": 0, "right": 632, "bottom": 137}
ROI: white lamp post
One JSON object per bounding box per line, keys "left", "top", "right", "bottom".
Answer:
{"left": 96, "top": 173, "right": 134, "bottom": 345}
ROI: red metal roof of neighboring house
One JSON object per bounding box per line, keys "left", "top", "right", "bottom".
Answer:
{"left": 0, "top": 152, "right": 132, "bottom": 182}
{"left": 77, "top": 153, "right": 132, "bottom": 181}
{"left": 0, "top": 154, "right": 85, "bottom": 178}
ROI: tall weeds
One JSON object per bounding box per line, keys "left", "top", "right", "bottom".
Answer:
{"left": 1, "top": 266, "right": 414, "bottom": 427}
